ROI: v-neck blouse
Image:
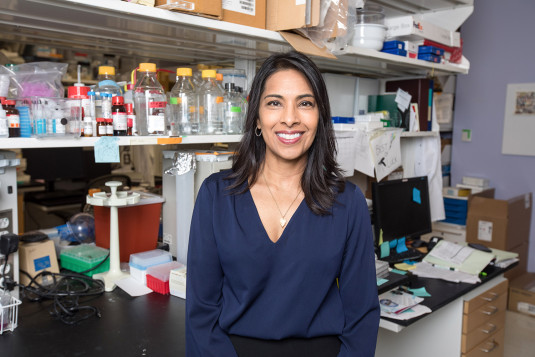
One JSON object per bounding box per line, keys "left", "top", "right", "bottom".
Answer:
{"left": 186, "top": 171, "right": 380, "bottom": 357}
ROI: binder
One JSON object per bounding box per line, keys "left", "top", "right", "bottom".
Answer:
{"left": 385, "top": 78, "right": 433, "bottom": 131}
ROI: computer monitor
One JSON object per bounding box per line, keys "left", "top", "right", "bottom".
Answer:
{"left": 371, "top": 176, "right": 432, "bottom": 245}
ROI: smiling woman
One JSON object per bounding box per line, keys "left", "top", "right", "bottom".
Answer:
{"left": 186, "top": 51, "right": 380, "bottom": 357}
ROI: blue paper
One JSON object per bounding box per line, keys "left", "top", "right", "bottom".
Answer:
{"left": 380, "top": 242, "right": 390, "bottom": 258}
{"left": 413, "top": 187, "right": 421, "bottom": 204}
{"left": 396, "top": 237, "right": 408, "bottom": 253}
{"left": 377, "top": 278, "right": 388, "bottom": 286}
{"left": 390, "top": 268, "right": 407, "bottom": 275}
{"left": 94, "top": 137, "right": 120, "bottom": 163}
{"left": 389, "top": 239, "right": 398, "bottom": 249}
{"left": 408, "top": 287, "right": 432, "bottom": 297}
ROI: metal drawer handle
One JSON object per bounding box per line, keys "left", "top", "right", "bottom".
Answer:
{"left": 482, "top": 323, "right": 497, "bottom": 334}
{"left": 481, "top": 306, "right": 498, "bottom": 315}
{"left": 482, "top": 292, "right": 499, "bottom": 302}
{"left": 480, "top": 340, "right": 497, "bottom": 353}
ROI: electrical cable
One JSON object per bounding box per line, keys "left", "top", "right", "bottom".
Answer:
{"left": 18, "top": 253, "right": 109, "bottom": 325}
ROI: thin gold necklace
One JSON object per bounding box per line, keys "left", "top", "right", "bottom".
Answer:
{"left": 262, "top": 172, "right": 302, "bottom": 228}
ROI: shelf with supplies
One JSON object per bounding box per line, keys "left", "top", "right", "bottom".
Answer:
{"left": 0, "top": 0, "right": 470, "bottom": 79}
{"left": 0, "top": 135, "right": 243, "bottom": 149}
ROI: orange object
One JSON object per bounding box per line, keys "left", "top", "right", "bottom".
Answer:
{"left": 94, "top": 192, "right": 164, "bottom": 262}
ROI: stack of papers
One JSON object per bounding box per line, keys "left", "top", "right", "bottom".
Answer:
{"left": 376, "top": 259, "right": 390, "bottom": 279}
{"left": 411, "top": 261, "right": 481, "bottom": 284}
{"left": 379, "top": 290, "right": 431, "bottom": 320}
{"left": 423, "top": 240, "right": 495, "bottom": 275}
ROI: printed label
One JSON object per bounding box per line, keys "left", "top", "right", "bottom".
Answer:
{"left": 98, "top": 125, "right": 107, "bottom": 136}
{"left": 518, "top": 302, "right": 535, "bottom": 316}
{"left": 149, "top": 101, "right": 167, "bottom": 109}
{"left": 7, "top": 114, "right": 20, "bottom": 128}
{"left": 477, "top": 220, "right": 493, "bottom": 242}
{"left": 34, "top": 256, "right": 51, "bottom": 271}
{"left": 148, "top": 114, "right": 165, "bottom": 133}
{"left": 222, "top": 0, "right": 255, "bottom": 16}
{"left": 112, "top": 112, "right": 128, "bottom": 131}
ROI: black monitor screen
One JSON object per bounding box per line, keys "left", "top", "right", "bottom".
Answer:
{"left": 371, "top": 176, "right": 432, "bottom": 245}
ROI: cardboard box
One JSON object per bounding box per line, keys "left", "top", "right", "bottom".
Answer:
{"left": 466, "top": 193, "right": 532, "bottom": 250}
{"left": 223, "top": 0, "right": 266, "bottom": 29}
{"left": 385, "top": 15, "right": 461, "bottom": 47}
{"left": 504, "top": 241, "right": 528, "bottom": 281}
{"left": 266, "top": 0, "right": 320, "bottom": 31}
{"left": 155, "top": 0, "right": 222, "bottom": 20}
{"left": 508, "top": 272, "right": 535, "bottom": 317}
{"left": 18, "top": 239, "right": 59, "bottom": 286}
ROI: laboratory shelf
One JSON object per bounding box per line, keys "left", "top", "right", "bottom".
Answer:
{"left": 0, "top": 0, "right": 470, "bottom": 78}
{"left": 0, "top": 135, "right": 243, "bottom": 149}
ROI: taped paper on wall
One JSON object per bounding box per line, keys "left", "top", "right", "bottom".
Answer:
{"left": 370, "top": 128, "right": 403, "bottom": 181}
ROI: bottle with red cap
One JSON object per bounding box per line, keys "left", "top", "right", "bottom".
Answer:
{"left": 4, "top": 100, "right": 20, "bottom": 137}
{"left": 125, "top": 102, "right": 136, "bottom": 136}
{"left": 112, "top": 96, "right": 127, "bottom": 136}
{"left": 68, "top": 83, "right": 90, "bottom": 137}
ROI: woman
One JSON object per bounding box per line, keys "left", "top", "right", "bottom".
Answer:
{"left": 186, "top": 51, "right": 379, "bottom": 356}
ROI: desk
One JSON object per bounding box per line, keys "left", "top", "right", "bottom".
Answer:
{"left": 1, "top": 265, "right": 513, "bottom": 357}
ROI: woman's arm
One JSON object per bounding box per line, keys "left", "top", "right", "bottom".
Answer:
{"left": 185, "top": 180, "right": 238, "bottom": 357}
{"left": 337, "top": 186, "right": 380, "bottom": 356}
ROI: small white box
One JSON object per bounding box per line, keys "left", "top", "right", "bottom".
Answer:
{"left": 421, "top": 221, "right": 467, "bottom": 244}
{"left": 385, "top": 15, "right": 461, "bottom": 47}
{"left": 169, "top": 266, "right": 187, "bottom": 299}
{"left": 462, "top": 176, "right": 490, "bottom": 188}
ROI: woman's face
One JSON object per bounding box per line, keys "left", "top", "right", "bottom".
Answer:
{"left": 257, "top": 69, "right": 319, "bottom": 165}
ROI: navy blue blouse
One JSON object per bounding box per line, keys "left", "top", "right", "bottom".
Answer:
{"left": 186, "top": 171, "right": 379, "bottom": 356}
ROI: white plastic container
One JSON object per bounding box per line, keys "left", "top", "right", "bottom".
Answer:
{"left": 129, "top": 249, "right": 172, "bottom": 285}
{"left": 146, "top": 261, "right": 184, "bottom": 294}
{"left": 352, "top": 24, "right": 387, "bottom": 50}
{"left": 30, "top": 97, "right": 82, "bottom": 137}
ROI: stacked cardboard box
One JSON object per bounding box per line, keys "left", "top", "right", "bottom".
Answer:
{"left": 466, "top": 193, "right": 532, "bottom": 280}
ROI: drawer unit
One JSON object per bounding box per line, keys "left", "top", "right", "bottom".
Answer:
{"left": 462, "top": 327, "right": 504, "bottom": 357}
{"left": 461, "top": 279, "right": 508, "bottom": 355}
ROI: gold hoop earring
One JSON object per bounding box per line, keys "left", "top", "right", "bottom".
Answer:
{"left": 255, "top": 127, "right": 262, "bottom": 137}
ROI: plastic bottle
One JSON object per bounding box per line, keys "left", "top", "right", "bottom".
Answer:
{"left": 96, "top": 118, "right": 107, "bottom": 137}
{"left": 124, "top": 83, "right": 135, "bottom": 104}
{"left": 127, "top": 116, "right": 133, "bottom": 136}
{"left": 216, "top": 73, "right": 225, "bottom": 93}
{"left": 83, "top": 116, "right": 93, "bottom": 137}
{"left": 223, "top": 83, "right": 244, "bottom": 134}
{"left": 101, "top": 93, "right": 112, "bottom": 120}
{"left": 0, "top": 106, "right": 8, "bottom": 138}
{"left": 112, "top": 96, "right": 127, "bottom": 136}
{"left": 5, "top": 100, "right": 20, "bottom": 137}
{"left": 134, "top": 63, "right": 167, "bottom": 136}
{"left": 94, "top": 66, "right": 122, "bottom": 118}
{"left": 67, "top": 84, "right": 89, "bottom": 136}
{"left": 198, "top": 69, "right": 225, "bottom": 135}
{"left": 169, "top": 67, "right": 198, "bottom": 136}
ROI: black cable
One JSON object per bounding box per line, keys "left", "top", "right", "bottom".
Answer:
{"left": 18, "top": 254, "right": 109, "bottom": 325}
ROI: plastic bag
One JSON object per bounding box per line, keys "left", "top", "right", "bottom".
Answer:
{"left": 296, "top": 0, "right": 357, "bottom": 55}
{"left": 0, "top": 62, "right": 68, "bottom": 98}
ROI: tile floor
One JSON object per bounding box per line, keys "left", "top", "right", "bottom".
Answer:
{"left": 504, "top": 310, "right": 535, "bottom": 356}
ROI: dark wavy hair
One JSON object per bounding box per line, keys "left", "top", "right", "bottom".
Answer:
{"left": 226, "top": 51, "right": 345, "bottom": 215}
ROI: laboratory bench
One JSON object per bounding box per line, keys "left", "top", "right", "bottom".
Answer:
{"left": 1, "top": 264, "right": 514, "bottom": 357}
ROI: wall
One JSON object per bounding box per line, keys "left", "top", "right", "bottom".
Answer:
{"left": 452, "top": 0, "right": 535, "bottom": 271}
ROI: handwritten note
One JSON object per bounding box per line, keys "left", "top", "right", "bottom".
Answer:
{"left": 370, "top": 128, "right": 403, "bottom": 181}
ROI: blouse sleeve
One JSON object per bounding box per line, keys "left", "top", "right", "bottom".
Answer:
{"left": 185, "top": 180, "right": 238, "bottom": 357}
{"left": 337, "top": 186, "right": 380, "bottom": 356}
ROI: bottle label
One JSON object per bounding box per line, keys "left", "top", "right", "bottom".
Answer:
{"left": 170, "top": 97, "right": 181, "bottom": 105}
{"left": 149, "top": 101, "right": 167, "bottom": 109}
{"left": 7, "top": 114, "right": 20, "bottom": 128}
{"left": 148, "top": 114, "right": 165, "bottom": 133}
{"left": 230, "top": 106, "right": 242, "bottom": 113}
{"left": 106, "top": 123, "right": 114, "bottom": 135}
{"left": 98, "top": 125, "right": 107, "bottom": 136}
{"left": 84, "top": 123, "right": 93, "bottom": 136}
{"left": 112, "top": 112, "right": 128, "bottom": 130}
{"left": 0, "top": 118, "right": 8, "bottom": 136}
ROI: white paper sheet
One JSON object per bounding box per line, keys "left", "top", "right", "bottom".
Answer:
{"left": 335, "top": 130, "right": 357, "bottom": 176}
{"left": 354, "top": 127, "right": 376, "bottom": 177}
{"left": 115, "top": 276, "right": 153, "bottom": 297}
{"left": 370, "top": 128, "right": 403, "bottom": 181}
